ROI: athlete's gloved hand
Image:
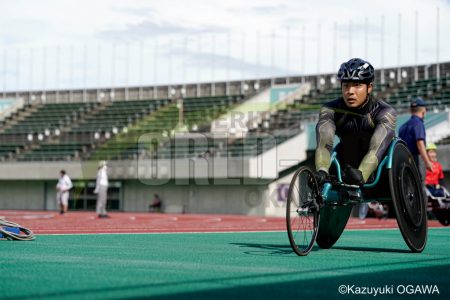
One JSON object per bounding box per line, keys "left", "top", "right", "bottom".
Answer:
{"left": 342, "top": 165, "right": 365, "bottom": 187}
{"left": 315, "top": 170, "right": 328, "bottom": 186}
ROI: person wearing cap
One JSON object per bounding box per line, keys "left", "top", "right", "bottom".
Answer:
{"left": 94, "top": 160, "right": 109, "bottom": 218}
{"left": 398, "top": 97, "right": 434, "bottom": 174}
{"left": 425, "top": 143, "right": 446, "bottom": 197}
{"left": 315, "top": 58, "right": 397, "bottom": 187}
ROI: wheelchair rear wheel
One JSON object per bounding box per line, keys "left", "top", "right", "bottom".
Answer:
{"left": 286, "top": 166, "right": 320, "bottom": 256}
{"left": 389, "top": 143, "right": 427, "bottom": 252}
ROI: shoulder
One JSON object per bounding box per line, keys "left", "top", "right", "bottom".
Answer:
{"left": 372, "top": 99, "right": 396, "bottom": 125}
{"left": 322, "top": 97, "right": 343, "bottom": 109}
{"left": 319, "top": 98, "right": 342, "bottom": 115}
{"left": 375, "top": 99, "right": 396, "bottom": 115}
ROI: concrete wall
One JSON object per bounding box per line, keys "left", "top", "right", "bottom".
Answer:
{"left": 0, "top": 178, "right": 270, "bottom": 216}
{"left": 122, "top": 180, "right": 269, "bottom": 215}
{"left": 0, "top": 180, "right": 46, "bottom": 210}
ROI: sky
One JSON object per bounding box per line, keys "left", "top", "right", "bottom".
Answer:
{"left": 0, "top": 0, "right": 449, "bottom": 92}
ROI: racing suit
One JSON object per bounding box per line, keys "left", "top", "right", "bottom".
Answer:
{"left": 315, "top": 96, "right": 397, "bottom": 182}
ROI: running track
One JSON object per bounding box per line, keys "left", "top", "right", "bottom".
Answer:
{"left": 1, "top": 210, "right": 444, "bottom": 234}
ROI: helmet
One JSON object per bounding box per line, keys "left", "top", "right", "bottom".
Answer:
{"left": 426, "top": 143, "right": 437, "bottom": 151}
{"left": 337, "top": 58, "right": 375, "bottom": 83}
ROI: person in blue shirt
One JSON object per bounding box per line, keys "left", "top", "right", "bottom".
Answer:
{"left": 398, "top": 97, "right": 434, "bottom": 173}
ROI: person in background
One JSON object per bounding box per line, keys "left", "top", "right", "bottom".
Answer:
{"left": 398, "top": 97, "right": 434, "bottom": 176}
{"left": 425, "top": 143, "right": 446, "bottom": 197}
{"left": 56, "top": 170, "right": 73, "bottom": 215}
{"left": 94, "top": 160, "right": 109, "bottom": 218}
{"left": 149, "top": 194, "right": 163, "bottom": 213}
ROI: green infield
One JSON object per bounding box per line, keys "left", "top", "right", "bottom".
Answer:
{"left": 1, "top": 228, "right": 449, "bottom": 299}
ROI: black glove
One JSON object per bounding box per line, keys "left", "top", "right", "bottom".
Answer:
{"left": 315, "top": 170, "right": 328, "bottom": 186}
{"left": 342, "top": 165, "right": 365, "bottom": 186}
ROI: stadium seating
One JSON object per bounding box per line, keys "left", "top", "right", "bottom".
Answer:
{"left": 2, "top": 102, "right": 96, "bottom": 135}
{"left": 1, "top": 72, "right": 449, "bottom": 161}
{"left": 88, "top": 95, "right": 244, "bottom": 160}
{"left": 17, "top": 96, "right": 243, "bottom": 161}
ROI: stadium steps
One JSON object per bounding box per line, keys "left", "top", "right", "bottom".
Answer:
{"left": 0, "top": 104, "right": 42, "bottom": 134}
{"left": 87, "top": 95, "right": 245, "bottom": 160}
{"left": 141, "top": 96, "right": 246, "bottom": 160}
{"left": 87, "top": 102, "right": 178, "bottom": 161}
{"left": 1, "top": 102, "right": 97, "bottom": 135}
{"left": 56, "top": 100, "right": 114, "bottom": 135}
{"left": 11, "top": 101, "right": 111, "bottom": 161}
{"left": 15, "top": 99, "right": 173, "bottom": 161}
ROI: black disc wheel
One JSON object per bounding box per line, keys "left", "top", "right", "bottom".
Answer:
{"left": 286, "top": 166, "right": 320, "bottom": 256}
{"left": 315, "top": 205, "right": 352, "bottom": 249}
{"left": 389, "top": 142, "right": 427, "bottom": 252}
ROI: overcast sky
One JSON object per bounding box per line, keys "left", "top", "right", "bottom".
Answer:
{"left": 0, "top": 0, "right": 449, "bottom": 92}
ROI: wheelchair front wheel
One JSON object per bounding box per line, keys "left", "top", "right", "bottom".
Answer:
{"left": 286, "top": 166, "right": 320, "bottom": 256}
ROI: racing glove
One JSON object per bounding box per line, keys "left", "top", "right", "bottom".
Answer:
{"left": 315, "top": 170, "right": 328, "bottom": 186}
{"left": 342, "top": 165, "right": 365, "bottom": 187}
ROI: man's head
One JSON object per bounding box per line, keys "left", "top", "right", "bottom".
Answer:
{"left": 337, "top": 58, "right": 374, "bottom": 108}
{"left": 60, "top": 170, "right": 66, "bottom": 177}
{"left": 426, "top": 143, "right": 437, "bottom": 162}
{"left": 410, "top": 97, "right": 427, "bottom": 119}
{"left": 98, "top": 160, "right": 107, "bottom": 169}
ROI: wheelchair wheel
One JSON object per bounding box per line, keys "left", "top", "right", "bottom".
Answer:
{"left": 389, "top": 143, "right": 427, "bottom": 252}
{"left": 433, "top": 209, "right": 450, "bottom": 226}
{"left": 315, "top": 205, "right": 352, "bottom": 249}
{"left": 286, "top": 166, "right": 320, "bottom": 256}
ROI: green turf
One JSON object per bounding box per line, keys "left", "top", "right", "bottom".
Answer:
{"left": 1, "top": 228, "right": 449, "bottom": 299}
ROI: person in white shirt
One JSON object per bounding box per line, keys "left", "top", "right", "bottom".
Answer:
{"left": 94, "top": 160, "right": 109, "bottom": 218}
{"left": 56, "top": 170, "right": 73, "bottom": 215}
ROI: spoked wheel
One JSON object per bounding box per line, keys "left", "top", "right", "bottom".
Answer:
{"left": 389, "top": 142, "right": 427, "bottom": 252}
{"left": 286, "top": 166, "right": 320, "bottom": 256}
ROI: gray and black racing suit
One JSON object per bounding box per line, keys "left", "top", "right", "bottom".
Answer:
{"left": 315, "top": 96, "right": 397, "bottom": 182}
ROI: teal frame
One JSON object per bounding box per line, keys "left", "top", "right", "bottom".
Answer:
{"left": 321, "top": 138, "right": 400, "bottom": 203}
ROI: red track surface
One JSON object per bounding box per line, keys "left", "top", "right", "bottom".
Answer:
{"left": 0, "top": 210, "right": 445, "bottom": 235}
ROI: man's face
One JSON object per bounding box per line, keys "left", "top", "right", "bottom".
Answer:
{"left": 420, "top": 107, "right": 427, "bottom": 119}
{"left": 341, "top": 82, "right": 372, "bottom": 108}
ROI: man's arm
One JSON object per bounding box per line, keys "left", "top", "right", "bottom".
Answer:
{"left": 417, "top": 140, "right": 434, "bottom": 171}
{"left": 315, "top": 106, "right": 336, "bottom": 173}
{"left": 358, "top": 108, "right": 396, "bottom": 182}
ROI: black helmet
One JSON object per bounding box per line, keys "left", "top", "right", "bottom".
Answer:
{"left": 337, "top": 58, "right": 375, "bottom": 83}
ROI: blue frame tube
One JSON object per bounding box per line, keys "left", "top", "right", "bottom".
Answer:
{"left": 321, "top": 138, "right": 400, "bottom": 201}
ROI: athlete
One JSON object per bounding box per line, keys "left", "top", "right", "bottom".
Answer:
{"left": 315, "top": 58, "right": 397, "bottom": 186}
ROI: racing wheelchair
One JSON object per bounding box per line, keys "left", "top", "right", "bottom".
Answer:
{"left": 426, "top": 186, "right": 450, "bottom": 226}
{"left": 286, "top": 138, "right": 427, "bottom": 256}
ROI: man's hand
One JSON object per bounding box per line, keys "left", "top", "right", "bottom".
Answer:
{"left": 342, "top": 165, "right": 365, "bottom": 187}
{"left": 425, "top": 160, "right": 434, "bottom": 172}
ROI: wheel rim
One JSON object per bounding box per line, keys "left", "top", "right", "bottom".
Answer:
{"left": 398, "top": 164, "right": 423, "bottom": 228}
{"left": 287, "top": 168, "right": 319, "bottom": 255}
{"left": 389, "top": 142, "right": 427, "bottom": 252}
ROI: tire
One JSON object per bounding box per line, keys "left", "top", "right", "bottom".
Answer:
{"left": 389, "top": 143, "right": 427, "bottom": 252}
{"left": 315, "top": 205, "right": 352, "bottom": 249}
{"left": 286, "top": 166, "right": 320, "bottom": 256}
